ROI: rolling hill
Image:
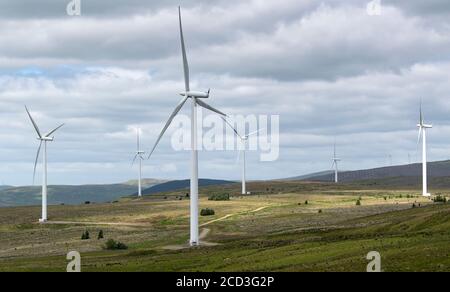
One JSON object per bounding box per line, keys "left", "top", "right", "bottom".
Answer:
{"left": 297, "top": 160, "right": 450, "bottom": 187}
{"left": 0, "top": 179, "right": 236, "bottom": 207}
{"left": 0, "top": 179, "right": 166, "bottom": 208}
{"left": 141, "top": 179, "right": 236, "bottom": 196}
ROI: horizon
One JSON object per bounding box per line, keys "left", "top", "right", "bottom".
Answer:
{"left": 2, "top": 158, "right": 448, "bottom": 188}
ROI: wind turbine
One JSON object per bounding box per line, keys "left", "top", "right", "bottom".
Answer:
{"left": 148, "top": 7, "right": 227, "bottom": 246}
{"left": 222, "top": 118, "right": 263, "bottom": 195}
{"left": 331, "top": 142, "right": 341, "bottom": 183}
{"left": 132, "top": 128, "right": 146, "bottom": 197}
{"left": 417, "top": 103, "right": 432, "bottom": 197}
{"left": 25, "top": 106, "right": 64, "bottom": 223}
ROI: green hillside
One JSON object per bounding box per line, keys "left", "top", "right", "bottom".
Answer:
{"left": 0, "top": 180, "right": 448, "bottom": 272}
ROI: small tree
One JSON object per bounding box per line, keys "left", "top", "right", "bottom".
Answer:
{"left": 200, "top": 208, "right": 215, "bottom": 216}
{"left": 305, "top": 200, "right": 309, "bottom": 205}
{"left": 209, "top": 193, "right": 230, "bottom": 201}
{"left": 356, "top": 200, "right": 361, "bottom": 206}
{"left": 81, "top": 230, "right": 90, "bottom": 240}
{"left": 98, "top": 230, "right": 104, "bottom": 240}
{"left": 104, "top": 239, "right": 128, "bottom": 250}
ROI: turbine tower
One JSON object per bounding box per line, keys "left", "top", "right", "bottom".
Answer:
{"left": 417, "top": 103, "right": 432, "bottom": 197}
{"left": 222, "top": 118, "right": 262, "bottom": 195}
{"left": 132, "top": 128, "right": 146, "bottom": 197}
{"left": 331, "top": 142, "right": 341, "bottom": 183}
{"left": 25, "top": 106, "right": 64, "bottom": 223}
{"left": 148, "top": 7, "right": 227, "bottom": 246}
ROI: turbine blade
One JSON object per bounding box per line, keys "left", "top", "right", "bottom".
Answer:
{"left": 132, "top": 154, "right": 139, "bottom": 167}
{"left": 25, "top": 106, "right": 42, "bottom": 138}
{"left": 148, "top": 97, "right": 189, "bottom": 158}
{"left": 33, "top": 141, "right": 43, "bottom": 184}
{"left": 222, "top": 117, "right": 242, "bottom": 139}
{"left": 179, "top": 7, "right": 190, "bottom": 92}
{"left": 196, "top": 99, "right": 226, "bottom": 117}
{"left": 420, "top": 99, "right": 423, "bottom": 125}
{"left": 248, "top": 128, "right": 265, "bottom": 137}
{"left": 417, "top": 127, "right": 423, "bottom": 147}
{"left": 137, "top": 128, "right": 140, "bottom": 152}
{"left": 44, "top": 123, "right": 65, "bottom": 137}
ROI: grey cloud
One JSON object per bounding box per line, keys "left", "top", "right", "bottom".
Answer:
{"left": 1, "top": 1, "right": 450, "bottom": 185}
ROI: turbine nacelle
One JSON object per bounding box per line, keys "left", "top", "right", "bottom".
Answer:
{"left": 417, "top": 123, "right": 433, "bottom": 129}
{"left": 38, "top": 137, "right": 54, "bottom": 142}
{"left": 179, "top": 89, "right": 210, "bottom": 99}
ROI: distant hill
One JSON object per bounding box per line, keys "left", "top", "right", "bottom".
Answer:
{"left": 284, "top": 170, "right": 335, "bottom": 181}
{"left": 299, "top": 160, "right": 450, "bottom": 187}
{"left": 141, "top": 179, "right": 235, "bottom": 196}
{"left": 123, "top": 178, "right": 169, "bottom": 188}
{"left": 0, "top": 186, "right": 12, "bottom": 191}
{"left": 0, "top": 179, "right": 165, "bottom": 208}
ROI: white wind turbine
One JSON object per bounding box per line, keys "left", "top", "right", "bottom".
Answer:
{"left": 417, "top": 103, "right": 432, "bottom": 197}
{"left": 25, "top": 106, "right": 64, "bottom": 223}
{"left": 148, "top": 7, "right": 227, "bottom": 246}
{"left": 132, "top": 128, "right": 146, "bottom": 197}
{"left": 222, "top": 118, "right": 262, "bottom": 195}
{"left": 331, "top": 142, "right": 341, "bottom": 183}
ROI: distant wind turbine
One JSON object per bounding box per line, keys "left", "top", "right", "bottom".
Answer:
{"left": 222, "top": 117, "right": 263, "bottom": 195}
{"left": 25, "top": 106, "right": 64, "bottom": 223}
{"left": 132, "top": 128, "right": 146, "bottom": 197}
{"left": 148, "top": 7, "right": 227, "bottom": 246}
{"left": 331, "top": 142, "right": 341, "bottom": 183}
{"left": 417, "top": 102, "right": 432, "bottom": 197}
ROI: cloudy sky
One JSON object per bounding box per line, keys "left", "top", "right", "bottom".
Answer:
{"left": 1, "top": 0, "right": 450, "bottom": 186}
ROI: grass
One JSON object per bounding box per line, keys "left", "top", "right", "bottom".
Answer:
{"left": 0, "top": 181, "right": 448, "bottom": 272}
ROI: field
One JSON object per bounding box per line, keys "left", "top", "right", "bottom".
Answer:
{"left": 0, "top": 181, "right": 449, "bottom": 272}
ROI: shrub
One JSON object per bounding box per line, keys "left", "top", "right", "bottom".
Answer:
{"left": 200, "top": 208, "right": 215, "bottom": 216}
{"left": 84, "top": 201, "right": 91, "bottom": 205}
{"left": 356, "top": 200, "right": 361, "bottom": 206}
{"left": 304, "top": 200, "right": 308, "bottom": 205}
{"left": 104, "top": 239, "right": 128, "bottom": 250}
{"left": 98, "top": 230, "right": 104, "bottom": 240}
{"left": 318, "top": 209, "right": 323, "bottom": 214}
{"left": 81, "top": 230, "right": 90, "bottom": 240}
{"left": 433, "top": 195, "right": 447, "bottom": 203}
{"left": 208, "top": 193, "right": 230, "bottom": 201}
